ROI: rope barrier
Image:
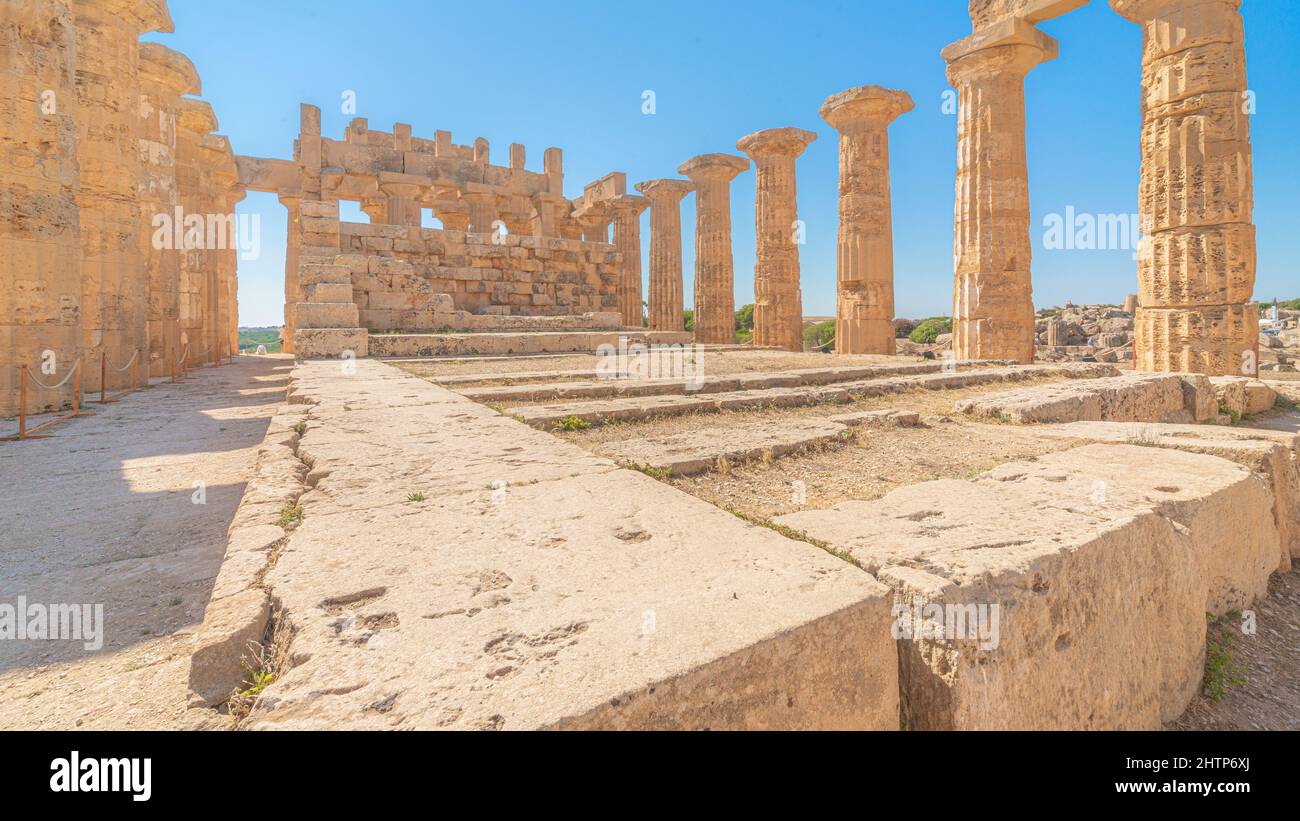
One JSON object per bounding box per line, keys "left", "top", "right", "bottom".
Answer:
{"left": 25, "top": 358, "right": 82, "bottom": 391}
{"left": 112, "top": 349, "right": 139, "bottom": 373}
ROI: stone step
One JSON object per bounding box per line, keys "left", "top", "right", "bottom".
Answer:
{"left": 458, "top": 361, "right": 984, "bottom": 404}
{"left": 234, "top": 359, "right": 900, "bottom": 730}
{"left": 596, "top": 410, "right": 922, "bottom": 477}
{"left": 509, "top": 363, "right": 1118, "bottom": 429}
{"left": 954, "top": 372, "right": 1217, "bottom": 424}
{"left": 1031, "top": 420, "right": 1299, "bottom": 572}
{"left": 368, "top": 330, "right": 693, "bottom": 358}
{"left": 775, "top": 443, "right": 1281, "bottom": 729}
{"left": 597, "top": 419, "right": 853, "bottom": 477}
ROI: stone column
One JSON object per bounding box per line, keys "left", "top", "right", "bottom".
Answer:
{"left": 943, "top": 18, "right": 1057, "bottom": 364}
{"left": 176, "top": 99, "right": 217, "bottom": 366}
{"left": 462, "top": 190, "right": 499, "bottom": 237}
{"left": 679, "top": 154, "right": 749, "bottom": 345}
{"left": 359, "top": 197, "right": 389, "bottom": 226}
{"left": 820, "top": 86, "right": 914, "bottom": 355}
{"left": 635, "top": 179, "right": 693, "bottom": 333}
{"left": 609, "top": 194, "right": 649, "bottom": 327}
{"left": 139, "top": 43, "right": 200, "bottom": 376}
{"left": 380, "top": 180, "right": 423, "bottom": 228}
{"left": 71, "top": 0, "right": 173, "bottom": 391}
{"left": 1, "top": 0, "right": 82, "bottom": 416}
{"left": 737, "top": 128, "right": 817, "bottom": 352}
{"left": 1112, "top": 0, "right": 1258, "bottom": 376}
{"left": 280, "top": 194, "right": 302, "bottom": 354}
{"left": 575, "top": 206, "right": 611, "bottom": 244}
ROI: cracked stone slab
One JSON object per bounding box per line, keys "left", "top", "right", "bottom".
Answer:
{"left": 1031, "top": 420, "right": 1300, "bottom": 570}
{"left": 245, "top": 360, "right": 898, "bottom": 730}
{"left": 596, "top": 419, "right": 853, "bottom": 476}
{"left": 776, "top": 444, "right": 1280, "bottom": 729}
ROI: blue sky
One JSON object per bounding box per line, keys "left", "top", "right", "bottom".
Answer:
{"left": 146, "top": 0, "right": 1300, "bottom": 327}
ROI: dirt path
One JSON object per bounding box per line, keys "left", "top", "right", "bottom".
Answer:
{"left": 0, "top": 356, "right": 289, "bottom": 729}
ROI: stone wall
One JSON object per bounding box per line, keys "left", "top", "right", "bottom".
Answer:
{"left": 2, "top": 0, "right": 240, "bottom": 418}
{"left": 337, "top": 222, "right": 621, "bottom": 330}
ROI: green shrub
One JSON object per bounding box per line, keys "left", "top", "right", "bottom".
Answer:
{"left": 682, "top": 309, "right": 694, "bottom": 332}
{"left": 803, "top": 320, "right": 835, "bottom": 352}
{"left": 735, "top": 304, "right": 754, "bottom": 332}
{"left": 909, "top": 317, "right": 953, "bottom": 344}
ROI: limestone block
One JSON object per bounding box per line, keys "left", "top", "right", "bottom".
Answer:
{"left": 777, "top": 444, "right": 1279, "bottom": 729}
{"left": 294, "top": 327, "right": 368, "bottom": 358}
{"left": 188, "top": 587, "right": 271, "bottom": 707}
{"left": 305, "top": 283, "right": 354, "bottom": 303}
{"left": 295, "top": 302, "right": 360, "bottom": 330}
{"left": 1034, "top": 421, "right": 1298, "bottom": 570}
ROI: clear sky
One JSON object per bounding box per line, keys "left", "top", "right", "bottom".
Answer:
{"left": 145, "top": 0, "right": 1300, "bottom": 328}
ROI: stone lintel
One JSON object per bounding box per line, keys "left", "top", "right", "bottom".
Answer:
{"left": 820, "top": 86, "right": 915, "bottom": 131}
{"left": 736, "top": 127, "right": 818, "bottom": 158}
{"left": 678, "top": 153, "right": 750, "bottom": 180}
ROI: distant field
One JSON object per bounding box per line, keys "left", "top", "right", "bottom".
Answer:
{"left": 238, "top": 326, "right": 282, "bottom": 353}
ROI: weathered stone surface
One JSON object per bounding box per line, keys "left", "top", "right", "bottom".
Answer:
{"left": 955, "top": 373, "right": 1215, "bottom": 423}
{"left": 1209, "top": 376, "right": 1277, "bottom": 417}
{"left": 777, "top": 444, "right": 1279, "bottom": 728}
{"left": 1112, "top": 0, "right": 1259, "bottom": 376}
{"left": 737, "top": 128, "right": 816, "bottom": 352}
{"left": 1032, "top": 420, "right": 1299, "bottom": 571}
{"left": 189, "top": 588, "right": 270, "bottom": 708}
{"left": 241, "top": 360, "right": 899, "bottom": 730}
{"left": 1, "top": 0, "right": 83, "bottom": 415}
{"left": 597, "top": 419, "right": 851, "bottom": 476}
{"left": 820, "top": 86, "right": 913, "bottom": 355}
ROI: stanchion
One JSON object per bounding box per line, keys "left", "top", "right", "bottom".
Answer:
{"left": 94, "top": 352, "right": 117, "bottom": 405}
{"left": 2, "top": 360, "right": 86, "bottom": 443}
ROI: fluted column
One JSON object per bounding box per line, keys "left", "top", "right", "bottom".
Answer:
{"left": 635, "top": 180, "right": 693, "bottom": 333}
{"left": 462, "top": 190, "right": 499, "bottom": 236}
{"left": 609, "top": 194, "right": 649, "bottom": 327}
{"left": 737, "top": 128, "right": 816, "bottom": 352}
{"left": 139, "top": 43, "right": 200, "bottom": 376}
{"left": 820, "top": 86, "right": 913, "bottom": 355}
{"left": 72, "top": 0, "right": 173, "bottom": 391}
{"left": 280, "top": 194, "right": 301, "bottom": 354}
{"left": 176, "top": 98, "right": 217, "bottom": 366}
{"left": 943, "top": 19, "right": 1056, "bottom": 364}
{"left": 679, "top": 154, "right": 749, "bottom": 344}
{"left": 1112, "top": 0, "right": 1258, "bottom": 376}
{"left": 1, "top": 0, "right": 82, "bottom": 416}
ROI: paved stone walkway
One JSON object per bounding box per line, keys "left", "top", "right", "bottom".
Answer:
{"left": 0, "top": 356, "right": 288, "bottom": 729}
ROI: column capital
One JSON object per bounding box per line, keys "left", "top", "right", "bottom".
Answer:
{"left": 139, "top": 43, "right": 202, "bottom": 95}
{"left": 736, "top": 127, "right": 817, "bottom": 159}
{"left": 635, "top": 179, "right": 693, "bottom": 203}
{"left": 943, "top": 17, "right": 1059, "bottom": 80}
{"left": 678, "top": 153, "right": 750, "bottom": 183}
{"left": 820, "top": 86, "right": 914, "bottom": 132}
{"left": 72, "top": 0, "right": 174, "bottom": 33}
{"left": 177, "top": 98, "right": 218, "bottom": 138}
{"left": 608, "top": 193, "right": 649, "bottom": 215}
{"left": 1110, "top": 0, "right": 1240, "bottom": 24}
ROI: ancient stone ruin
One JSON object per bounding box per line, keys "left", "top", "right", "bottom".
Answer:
{"left": 2, "top": 0, "right": 1294, "bottom": 736}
